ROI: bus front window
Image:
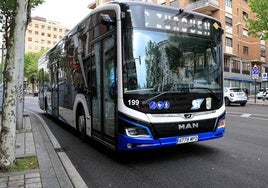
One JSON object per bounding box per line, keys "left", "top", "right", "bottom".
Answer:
{"left": 123, "top": 29, "right": 223, "bottom": 113}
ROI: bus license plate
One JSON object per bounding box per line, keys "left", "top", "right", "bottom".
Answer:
{"left": 178, "top": 135, "right": 198, "bottom": 144}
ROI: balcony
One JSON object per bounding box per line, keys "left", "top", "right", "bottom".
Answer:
{"left": 185, "top": 0, "right": 219, "bottom": 15}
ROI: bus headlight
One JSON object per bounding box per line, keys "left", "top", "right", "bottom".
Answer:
{"left": 125, "top": 127, "right": 150, "bottom": 138}
{"left": 217, "top": 119, "right": 226, "bottom": 129}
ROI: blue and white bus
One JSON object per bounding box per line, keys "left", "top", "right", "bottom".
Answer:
{"left": 38, "top": 1, "right": 225, "bottom": 151}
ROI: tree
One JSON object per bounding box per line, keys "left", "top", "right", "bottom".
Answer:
{"left": 25, "top": 50, "right": 45, "bottom": 81}
{"left": 248, "top": 0, "right": 268, "bottom": 40}
{"left": 24, "top": 50, "right": 45, "bottom": 93}
{"left": 0, "top": 0, "right": 43, "bottom": 171}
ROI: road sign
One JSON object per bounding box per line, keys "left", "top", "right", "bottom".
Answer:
{"left": 252, "top": 64, "right": 259, "bottom": 80}
{"left": 252, "top": 74, "right": 259, "bottom": 80}
{"left": 262, "top": 72, "right": 267, "bottom": 81}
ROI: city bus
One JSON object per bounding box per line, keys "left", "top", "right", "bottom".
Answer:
{"left": 38, "top": 1, "right": 226, "bottom": 151}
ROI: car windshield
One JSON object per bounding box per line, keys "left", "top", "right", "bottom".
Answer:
{"left": 230, "top": 88, "right": 243, "bottom": 92}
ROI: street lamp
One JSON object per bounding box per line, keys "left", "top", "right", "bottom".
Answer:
{"left": 229, "top": 60, "right": 233, "bottom": 87}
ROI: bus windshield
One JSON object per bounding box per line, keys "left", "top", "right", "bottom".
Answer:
{"left": 123, "top": 29, "right": 223, "bottom": 113}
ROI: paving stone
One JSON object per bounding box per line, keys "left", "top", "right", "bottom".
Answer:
{"left": 25, "top": 182, "right": 42, "bottom": 188}
{"left": 0, "top": 177, "right": 8, "bottom": 188}
{"left": 25, "top": 173, "right": 40, "bottom": 179}
{"left": 8, "top": 174, "right": 24, "bottom": 181}
{"left": 25, "top": 177, "right": 41, "bottom": 184}
{"left": 8, "top": 179, "right": 24, "bottom": 187}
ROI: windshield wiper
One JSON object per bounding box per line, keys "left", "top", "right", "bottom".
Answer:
{"left": 190, "top": 86, "right": 221, "bottom": 102}
{"left": 142, "top": 92, "right": 171, "bottom": 105}
{"left": 141, "top": 89, "right": 190, "bottom": 105}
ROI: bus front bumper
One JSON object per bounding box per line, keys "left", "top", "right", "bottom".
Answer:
{"left": 117, "top": 127, "right": 225, "bottom": 151}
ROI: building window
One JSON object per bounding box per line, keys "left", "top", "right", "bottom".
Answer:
{"left": 226, "top": 37, "right": 232, "bottom": 47}
{"left": 53, "top": 27, "right": 57, "bottom": 31}
{"left": 225, "top": 0, "right": 232, "bottom": 7}
{"left": 232, "top": 60, "right": 240, "bottom": 73}
{"left": 48, "top": 26, "right": 51, "bottom": 30}
{"left": 260, "top": 48, "right": 266, "bottom": 57}
{"left": 242, "top": 11, "right": 248, "bottom": 21}
{"left": 242, "top": 62, "right": 250, "bottom": 75}
{"left": 225, "top": 16, "right": 232, "bottom": 27}
{"left": 47, "top": 33, "right": 51, "bottom": 37}
{"left": 28, "top": 30, "right": 32, "bottom": 34}
{"left": 28, "top": 37, "right": 32, "bottom": 42}
{"left": 35, "top": 31, "right": 39, "bottom": 35}
{"left": 41, "top": 25, "right": 45, "bottom": 29}
{"left": 243, "top": 46, "right": 249, "bottom": 55}
{"left": 242, "top": 29, "right": 248, "bottom": 37}
{"left": 35, "top": 24, "right": 39, "bottom": 28}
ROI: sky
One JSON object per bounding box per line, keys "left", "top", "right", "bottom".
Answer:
{"left": 31, "top": 0, "right": 93, "bottom": 29}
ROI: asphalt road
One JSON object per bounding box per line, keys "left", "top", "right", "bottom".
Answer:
{"left": 25, "top": 97, "right": 268, "bottom": 188}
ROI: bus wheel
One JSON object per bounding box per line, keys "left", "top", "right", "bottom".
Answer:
{"left": 77, "top": 107, "right": 86, "bottom": 140}
{"left": 224, "top": 98, "right": 230, "bottom": 106}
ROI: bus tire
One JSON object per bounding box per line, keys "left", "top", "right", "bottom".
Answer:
{"left": 224, "top": 98, "right": 230, "bottom": 106}
{"left": 76, "top": 106, "right": 86, "bottom": 140}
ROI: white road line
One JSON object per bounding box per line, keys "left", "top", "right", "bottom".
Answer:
{"left": 241, "top": 113, "right": 251, "bottom": 118}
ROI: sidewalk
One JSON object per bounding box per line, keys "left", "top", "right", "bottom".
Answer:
{"left": 0, "top": 113, "right": 87, "bottom": 188}
{"left": 247, "top": 95, "right": 268, "bottom": 105}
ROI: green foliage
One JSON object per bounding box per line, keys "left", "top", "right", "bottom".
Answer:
{"left": 24, "top": 50, "right": 42, "bottom": 81}
{"left": 0, "top": 156, "right": 39, "bottom": 173}
{"left": 248, "top": 0, "right": 268, "bottom": 39}
{"left": 0, "top": 0, "right": 45, "bottom": 42}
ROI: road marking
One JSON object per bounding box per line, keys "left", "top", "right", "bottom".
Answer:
{"left": 241, "top": 113, "right": 251, "bottom": 117}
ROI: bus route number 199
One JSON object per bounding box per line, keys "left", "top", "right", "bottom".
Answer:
{"left": 128, "top": 99, "right": 140, "bottom": 106}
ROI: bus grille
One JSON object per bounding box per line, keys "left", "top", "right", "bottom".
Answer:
{"left": 153, "top": 118, "right": 217, "bottom": 138}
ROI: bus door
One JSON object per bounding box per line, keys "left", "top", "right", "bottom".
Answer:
{"left": 91, "top": 35, "right": 116, "bottom": 146}
{"left": 51, "top": 61, "right": 59, "bottom": 118}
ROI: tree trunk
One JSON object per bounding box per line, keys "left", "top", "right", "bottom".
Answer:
{"left": 0, "top": 0, "right": 28, "bottom": 171}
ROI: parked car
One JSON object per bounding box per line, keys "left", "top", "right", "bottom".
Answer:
{"left": 224, "top": 87, "right": 248, "bottom": 106}
{"left": 256, "top": 88, "right": 268, "bottom": 99}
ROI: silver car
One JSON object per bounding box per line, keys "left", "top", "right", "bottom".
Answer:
{"left": 256, "top": 88, "right": 268, "bottom": 99}
{"left": 224, "top": 87, "right": 248, "bottom": 106}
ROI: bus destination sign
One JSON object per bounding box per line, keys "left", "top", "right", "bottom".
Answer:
{"left": 144, "top": 9, "right": 214, "bottom": 36}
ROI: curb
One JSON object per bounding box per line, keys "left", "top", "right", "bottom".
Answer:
{"left": 26, "top": 110, "right": 88, "bottom": 188}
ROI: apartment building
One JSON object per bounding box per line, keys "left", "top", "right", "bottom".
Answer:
{"left": 89, "top": 0, "right": 268, "bottom": 94}
{"left": 179, "top": 0, "right": 268, "bottom": 94}
{"left": 25, "top": 16, "right": 70, "bottom": 53}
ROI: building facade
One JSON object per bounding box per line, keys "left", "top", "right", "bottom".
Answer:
{"left": 179, "top": 0, "right": 268, "bottom": 95}
{"left": 25, "top": 16, "right": 70, "bottom": 53}
{"left": 89, "top": 0, "right": 268, "bottom": 94}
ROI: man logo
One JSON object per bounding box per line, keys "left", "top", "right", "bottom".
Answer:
{"left": 184, "top": 114, "right": 193, "bottom": 119}
{"left": 178, "top": 123, "right": 199, "bottom": 130}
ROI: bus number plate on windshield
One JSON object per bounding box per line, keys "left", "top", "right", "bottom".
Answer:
{"left": 178, "top": 135, "right": 198, "bottom": 144}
